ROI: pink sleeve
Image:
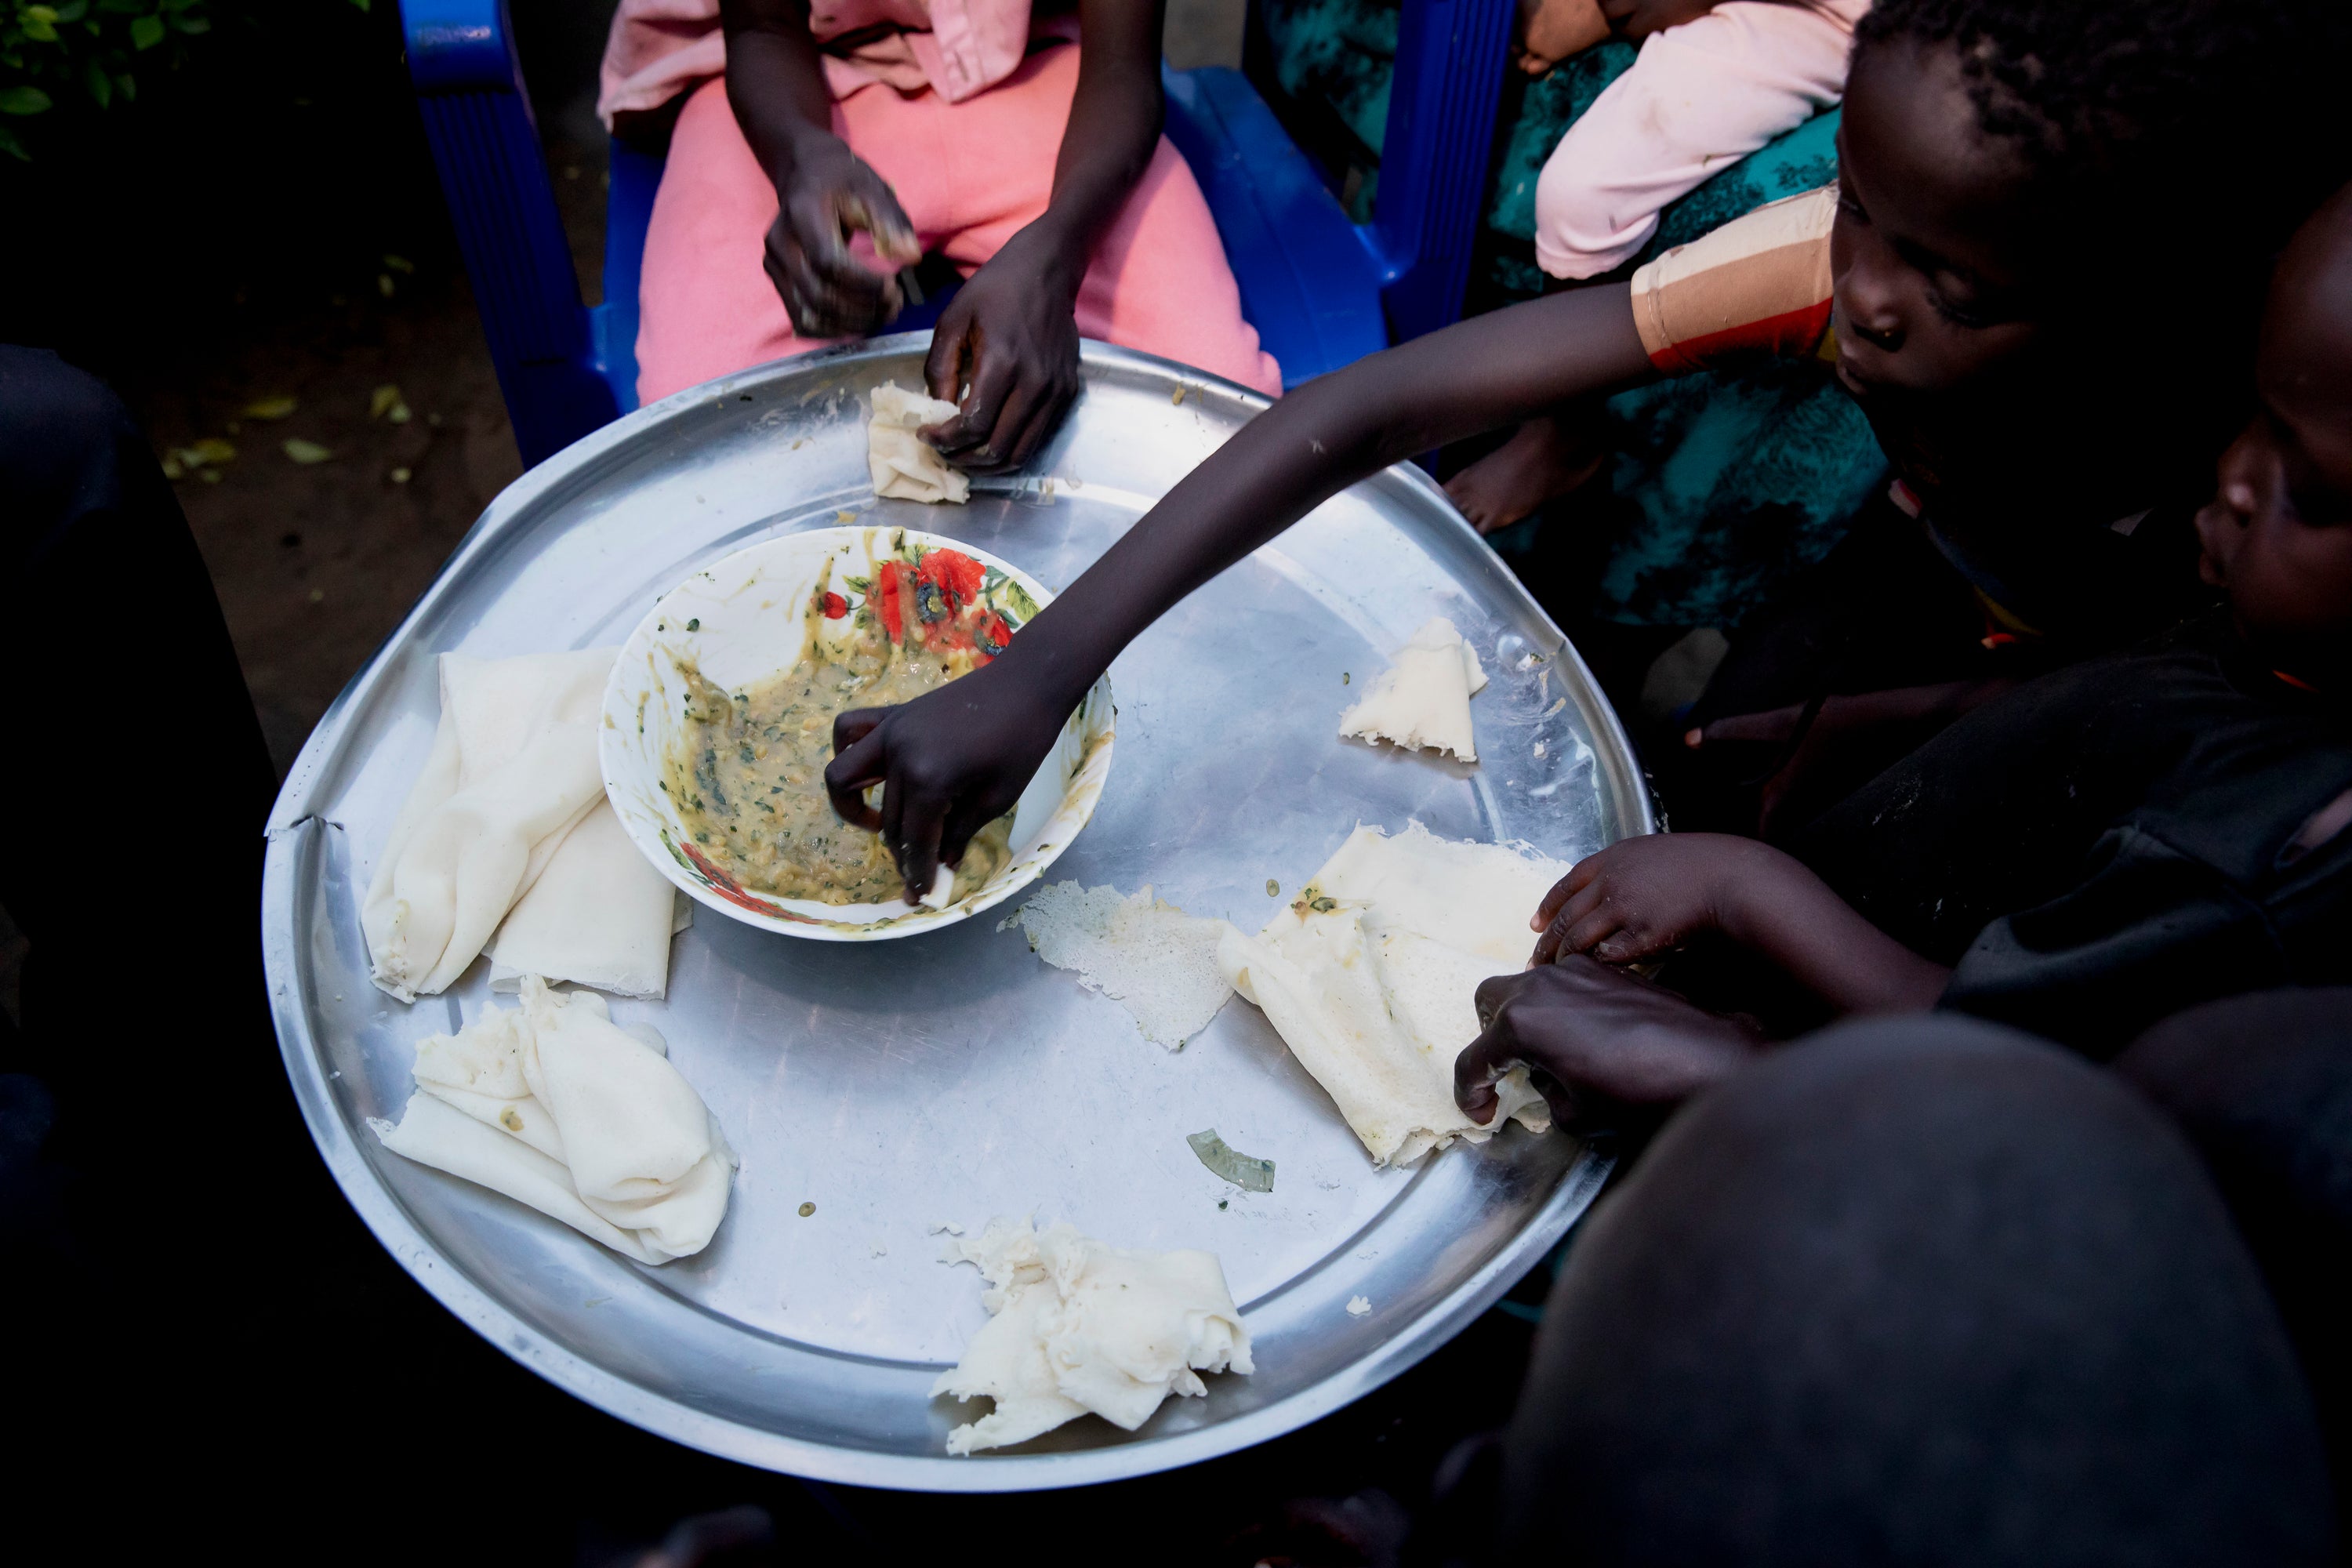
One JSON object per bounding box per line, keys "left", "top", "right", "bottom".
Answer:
{"left": 598, "top": 0, "right": 726, "bottom": 130}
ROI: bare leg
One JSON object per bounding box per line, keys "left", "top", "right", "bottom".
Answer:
{"left": 1443, "top": 401, "right": 1608, "bottom": 533}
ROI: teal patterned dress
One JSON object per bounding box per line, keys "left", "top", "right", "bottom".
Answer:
{"left": 1252, "top": 8, "right": 1887, "bottom": 629}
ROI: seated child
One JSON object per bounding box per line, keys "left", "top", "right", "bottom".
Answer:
{"left": 822, "top": 0, "right": 2351, "bottom": 901}
{"left": 601, "top": 0, "right": 1281, "bottom": 463}
{"left": 1455, "top": 0, "right": 1871, "bottom": 531}
{"left": 1454, "top": 180, "right": 2352, "bottom": 1115}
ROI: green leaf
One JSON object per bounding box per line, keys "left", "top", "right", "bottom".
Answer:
{"left": 97, "top": 0, "right": 145, "bottom": 12}
{"left": 0, "top": 85, "right": 53, "bottom": 114}
{"left": 128, "top": 12, "right": 161, "bottom": 47}
{"left": 114, "top": 71, "right": 132, "bottom": 100}
{"left": 82, "top": 56, "right": 107, "bottom": 105}
{"left": 53, "top": 0, "right": 89, "bottom": 20}
{"left": 20, "top": 17, "right": 59, "bottom": 39}
{"left": 158, "top": 0, "right": 197, "bottom": 9}
{"left": 282, "top": 438, "right": 332, "bottom": 465}
{"left": 0, "top": 123, "right": 26, "bottom": 161}
{"left": 169, "top": 12, "right": 205, "bottom": 31}
{"left": 24, "top": 5, "right": 62, "bottom": 23}
{"left": 348, "top": 0, "right": 370, "bottom": 11}
{"left": 241, "top": 394, "right": 297, "bottom": 420}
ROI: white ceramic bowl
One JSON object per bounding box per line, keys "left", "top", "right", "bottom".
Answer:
{"left": 599, "top": 527, "right": 1115, "bottom": 941}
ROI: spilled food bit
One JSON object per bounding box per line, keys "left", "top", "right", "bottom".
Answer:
{"left": 1347, "top": 1296, "right": 1372, "bottom": 1317}
{"left": 1188, "top": 1129, "right": 1276, "bottom": 1192}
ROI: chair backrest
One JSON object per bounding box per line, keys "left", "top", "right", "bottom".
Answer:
{"left": 1363, "top": 0, "right": 1514, "bottom": 340}
{"left": 401, "top": 0, "right": 622, "bottom": 466}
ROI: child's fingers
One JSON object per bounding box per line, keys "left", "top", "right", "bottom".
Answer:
{"left": 1694, "top": 702, "right": 1805, "bottom": 748}
{"left": 822, "top": 716, "right": 888, "bottom": 830}
{"left": 1531, "top": 870, "right": 1580, "bottom": 931}
{"left": 1532, "top": 881, "right": 1606, "bottom": 964}
{"left": 1451, "top": 1024, "right": 1513, "bottom": 1124}
{"left": 1558, "top": 905, "right": 1628, "bottom": 958}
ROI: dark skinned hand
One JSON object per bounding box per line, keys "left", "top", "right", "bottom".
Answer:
{"left": 920, "top": 227, "right": 1086, "bottom": 474}
{"left": 1600, "top": 0, "right": 1720, "bottom": 42}
{"left": 1455, "top": 957, "right": 1762, "bottom": 1129}
{"left": 823, "top": 655, "right": 1073, "bottom": 902}
{"left": 1529, "top": 831, "right": 1800, "bottom": 966}
{"left": 1684, "top": 678, "right": 2014, "bottom": 837}
{"left": 763, "top": 140, "right": 924, "bottom": 339}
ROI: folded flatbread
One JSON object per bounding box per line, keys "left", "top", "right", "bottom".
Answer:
{"left": 370, "top": 975, "right": 735, "bottom": 1263}
{"left": 364, "top": 649, "right": 678, "bottom": 1002}
{"left": 868, "top": 382, "right": 970, "bottom": 504}
{"left": 1218, "top": 822, "right": 1559, "bottom": 1165}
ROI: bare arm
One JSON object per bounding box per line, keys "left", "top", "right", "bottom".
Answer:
{"left": 922, "top": 0, "right": 1171, "bottom": 468}
{"left": 720, "top": 0, "right": 922, "bottom": 333}
{"left": 1531, "top": 833, "right": 1953, "bottom": 1015}
{"left": 826, "top": 285, "right": 1660, "bottom": 898}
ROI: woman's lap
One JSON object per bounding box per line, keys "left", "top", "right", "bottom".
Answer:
{"left": 636, "top": 49, "right": 1279, "bottom": 402}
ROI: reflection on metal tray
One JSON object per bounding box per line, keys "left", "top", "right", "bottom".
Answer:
{"left": 261, "top": 336, "right": 1652, "bottom": 1491}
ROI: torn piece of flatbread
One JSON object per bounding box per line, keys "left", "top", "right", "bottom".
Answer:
{"left": 1338, "top": 617, "right": 1487, "bottom": 761}
{"left": 867, "top": 381, "right": 970, "bottom": 504}
{"left": 1000, "top": 882, "right": 1237, "bottom": 1048}
{"left": 1218, "top": 822, "right": 1560, "bottom": 1165}
{"left": 931, "top": 1217, "right": 1252, "bottom": 1455}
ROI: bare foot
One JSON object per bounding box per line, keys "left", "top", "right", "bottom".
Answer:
{"left": 1444, "top": 413, "right": 1607, "bottom": 533}
{"left": 1515, "top": 0, "right": 1610, "bottom": 74}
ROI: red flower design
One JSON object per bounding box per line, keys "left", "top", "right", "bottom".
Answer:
{"left": 822, "top": 591, "right": 849, "bottom": 619}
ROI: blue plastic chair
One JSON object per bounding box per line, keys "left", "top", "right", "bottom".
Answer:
{"left": 399, "top": 0, "right": 1512, "bottom": 466}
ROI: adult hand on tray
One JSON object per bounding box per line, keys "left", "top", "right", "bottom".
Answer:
{"left": 919, "top": 226, "right": 1086, "bottom": 474}
{"left": 824, "top": 657, "right": 1072, "bottom": 903}
{"left": 1454, "top": 957, "right": 1762, "bottom": 1131}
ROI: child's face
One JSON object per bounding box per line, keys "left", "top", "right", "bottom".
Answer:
{"left": 2195, "top": 196, "right": 2352, "bottom": 689}
{"left": 1829, "top": 41, "right": 2042, "bottom": 406}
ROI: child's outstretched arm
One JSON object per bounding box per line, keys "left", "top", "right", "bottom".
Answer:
{"left": 1529, "top": 833, "right": 1951, "bottom": 1014}
{"left": 825, "top": 286, "right": 1658, "bottom": 899}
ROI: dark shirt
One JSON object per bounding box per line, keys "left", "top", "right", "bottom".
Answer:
{"left": 1788, "top": 613, "right": 2352, "bottom": 1055}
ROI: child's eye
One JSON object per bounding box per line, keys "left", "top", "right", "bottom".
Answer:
{"left": 1926, "top": 288, "right": 1991, "bottom": 330}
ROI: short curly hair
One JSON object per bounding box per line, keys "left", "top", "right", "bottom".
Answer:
{"left": 1856, "top": 0, "right": 2351, "bottom": 263}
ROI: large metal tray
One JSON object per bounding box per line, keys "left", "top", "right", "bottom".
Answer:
{"left": 262, "top": 336, "right": 1651, "bottom": 1490}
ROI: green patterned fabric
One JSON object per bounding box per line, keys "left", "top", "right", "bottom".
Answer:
{"left": 1250, "top": 13, "right": 1887, "bottom": 628}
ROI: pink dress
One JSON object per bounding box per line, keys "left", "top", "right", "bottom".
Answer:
{"left": 601, "top": 0, "right": 1282, "bottom": 403}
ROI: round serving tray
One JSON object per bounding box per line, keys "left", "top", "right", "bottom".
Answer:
{"left": 261, "top": 336, "right": 1652, "bottom": 1490}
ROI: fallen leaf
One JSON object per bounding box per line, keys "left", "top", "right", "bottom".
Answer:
{"left": 377, "top": 274, "right": 394, "bottom": 299}
{"left": 171, "top": 437, "right": 236, "bottom": 469}
{"left": 198, "top": 470, "right": 220, "bottom": 484}
{"left": 284, "top": 439, "right": 333, "bottom": 464}
{"left": 308, "top": 588, "right": 325, "bottom": 603}
{"left": 369, "top": 383, "right": 402, "bottom": 419}
{"left": 388, "top": 401, "right": 412, "bottom": 423}
{"left": 383, "top": 253, "right": 415, "bottom": 274}
{"left": 242, "top": 395, "right": 297, "bottom": 420}
{"left": 389, "top": 466, "right": 412, "bottom": 484}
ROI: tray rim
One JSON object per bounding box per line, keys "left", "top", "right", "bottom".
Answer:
{"left": 260, "top": 336, "right": 1650, "bottom": 1490}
